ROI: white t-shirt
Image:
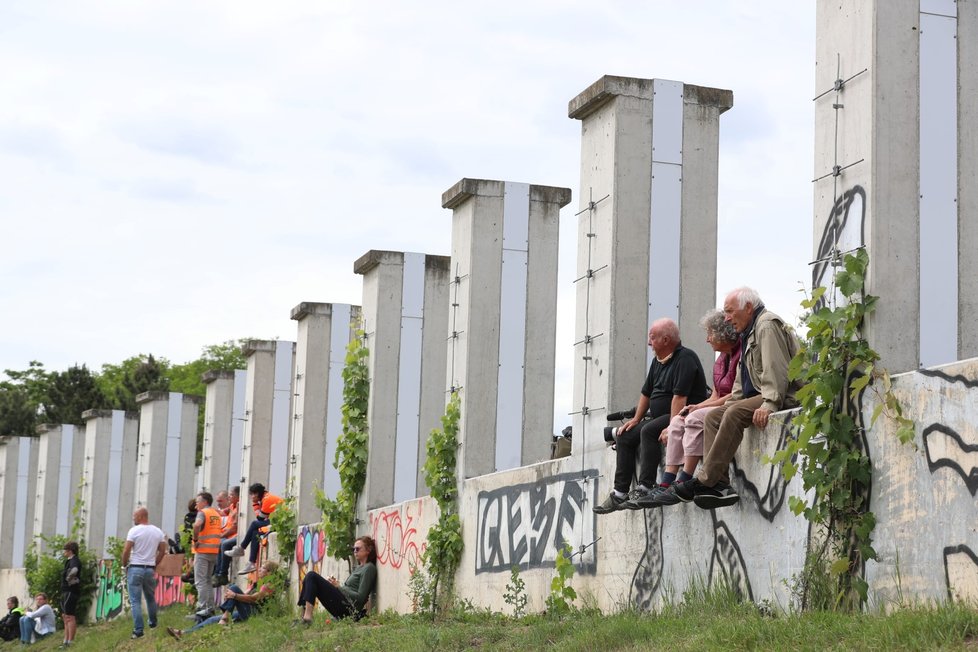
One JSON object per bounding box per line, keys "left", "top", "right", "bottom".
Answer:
{"left": 126, "top": 523, "right": 166, "bottom": 566}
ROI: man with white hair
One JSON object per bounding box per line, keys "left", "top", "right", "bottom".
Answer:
{"left": 669, "top": 287, "right": 800, "bottom": 509}
{"left": 593, "top": 317, "right": 709, "bottom": 514}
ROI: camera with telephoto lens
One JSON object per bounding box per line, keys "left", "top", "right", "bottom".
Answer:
{"left": 603, "top": 408, "right": 648, "bottom": 447}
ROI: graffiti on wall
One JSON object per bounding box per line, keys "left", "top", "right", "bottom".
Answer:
{"left": 709, "top": 514, "right": 753, "bottom": 601}
{"left": 370, "top": 503, "right": 427, "bottom": 571}
{"left": 296, "top": 524, "right": 327, "bottom": 584}
{"left": 95, "top": 560, "right": 185, "bottom": 622}
{"left": 812, "top": 184, "right": 866, "bottom": 298}
{"left": 629, "top": 508, "right": 663, "bottom": 610}
{"left": 730, "top": 414, "right": 796, "bottom": 523}
{"left": 944, "top": 545, "right": 978, "bottom": 602}
{"left": 476, "top": 471, "right": 598, "bottom": 575}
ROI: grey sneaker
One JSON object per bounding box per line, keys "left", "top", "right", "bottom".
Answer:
{"left": 692, "top": 482, "right": 740, "bottom": 509}
{"left": 592, "top": 492, "right": 628, "bottom": 514}
{"left": 631, "top": 485, "right": 673, "bottom": 509}
{"left": 648, "top": 486, "right": 685, "bottom": 507}
{"left": 621, "top": 486, "right": 656, "bottom": 510}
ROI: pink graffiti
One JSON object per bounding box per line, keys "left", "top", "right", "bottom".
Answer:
{"left": 155, "top": 574, "right": 186, "bottom": 608}
{"left": 296, "top": 524, "right": 326, "bottom": 584}
{"left": 370, "top": 503, "right": 426, "bottom": 570}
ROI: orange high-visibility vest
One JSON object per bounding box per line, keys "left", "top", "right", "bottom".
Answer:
{"left": 194, "top": 507, "right": 223, "bottom": 555}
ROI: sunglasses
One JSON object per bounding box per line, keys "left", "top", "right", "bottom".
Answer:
{"left": 352, "top": 545, "right": 363, "bottom": 552}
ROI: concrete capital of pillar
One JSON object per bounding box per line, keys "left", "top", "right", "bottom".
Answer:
{"left": 34, "top": 423, "right": 61, "bottom": 435}
{"left": 353, "top": 250, "right": 451, "bottom": 276}
{"left": 441, "top": 178, "right": 572, "bottom": 210}
{"left": 201, "top": 369, "right": 236, "bottom": 384}
{"left": 135, "top": 390, "right": 170, "bottom": 405}
{"left": 242, "top": 339, "right": 280, "bottom": 357}
{"left": 290, "top": 301, "right": 333, "bottom": 321}
{"left": 567, "top": 75, "right": 733, "bottom": 121}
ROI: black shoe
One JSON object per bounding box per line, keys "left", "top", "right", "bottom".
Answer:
{"left": 148, "top": 620, "right": 157, "bottom": 629}
{"left": 621, "top": 486, "right": 657, "bottom": 510}
{"left": 627, "top": 485, "right": 668, "bottom": 509}
{"left": 212, "top": 574, "right": 229, "bottom": 587}
{"left": 692, "top": 481, "right": 740, "bottom": 509}
{"left": 592, "top": 492, "right": 628, "bottom": 514}
{"left": 130, "top": 631, "right": 144, "bottom": 639}
{"left": 671, "top": 478, "right": 708, "bottom": 503}
{"left": 648, "top": 486, "right": 685, "bottom": 507}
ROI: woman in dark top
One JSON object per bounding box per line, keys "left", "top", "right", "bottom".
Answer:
{"left": 61, "top": 541, "right": 82, "bottom": 647}
{"left": 297, "top": 535, "right": 378, "bottom": 623}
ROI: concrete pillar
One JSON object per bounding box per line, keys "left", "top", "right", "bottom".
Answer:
{"left": 0, "top": 436, "right": 37, "bottom": 567}
{"left": 134, "top": 392, "right": 201, "bottom": 539}
{"left": 201, "top": 369, "right": 247, "bottom": 494}
{"left": 567, "top": 75, "right": 732, "bottom": 452}
{"left": 33, "top": 424, "right": 85, "bottom": 549}
{"left": 354, "top": 251, "right": 450, "bottom": 506}
{"left": 815, "top": 1, "right": 978, "bottom": 371}
{"left": 239, "top": 340, "right": 295, "bottom": 496}
{"left": 441, "top": 179, "right": 571, "bottom": 479}
{"left": 80, "top": 410, "right": 139, "bottom": 558}
{"left": 289, "top": 303, "right": 362, "bottom": 523}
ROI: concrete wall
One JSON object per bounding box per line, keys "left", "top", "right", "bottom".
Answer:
{"left": 33, "top": 424, "right": 85, "bottom": 551}
{"left": 201, "top": 370, "right": 235, "bottom": 494}
{"left": 81, "top": 410, "right": 139, "bottom": 558}
{"left": 289, "top": 303, "right": 361, "bottom": 524}
{"left": 0, "top": 437, "right": 30, "bottom": 568}
{"left": 325, "top": 357, "right": 978, "bottom": 613}
{"left": 355, "top": 250, "right": 450, "bottom": 507}
{"left": 441, "top": 179, "right": 572, "bottom": 479}
{"left": 566, "top": 75, "right": 732, "bottom": 475}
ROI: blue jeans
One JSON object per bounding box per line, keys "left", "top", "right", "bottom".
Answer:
{"left": 241, "top": 518, "right": 269, "bottom": 563}
{"left": 216, "top": 537, "right": 236, "bottom": 577}
{"left": 18, "top": 616, "right": 47, "bottom": 644}
{"left": 184, "top": 584, "right": 253, "bottom": 635}
{"left": 127, "top": 565, "right": 158, "bottom": 634}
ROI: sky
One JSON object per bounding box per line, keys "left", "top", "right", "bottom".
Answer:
{"left": 0, "top": 1, "right": 817, "bottom": 429}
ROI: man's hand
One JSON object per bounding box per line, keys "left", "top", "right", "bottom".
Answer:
{"left": 620, "top": 416, "right": 642, "bottom": 433}
{"left": 752, "top": 407, "right": 772, "bottom": 429}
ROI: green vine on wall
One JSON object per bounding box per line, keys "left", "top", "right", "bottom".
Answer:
{"left": 269, "top": 487, "right": 298, "bottom": 567}
{"left": 768, "top": 249, "right": 914, "bottom": 610}
{"left": 411, "top": 392, "right": 463, "bottom": 617}
{"left": 316, "top": 322, "right": 370, "bottom": 564}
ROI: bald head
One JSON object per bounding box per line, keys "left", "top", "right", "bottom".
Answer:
{"left": 132, "top": 507, "right": 149, "bottom": 525}
{"left": 648, "top": 318, "right": 681, "bottom": 358}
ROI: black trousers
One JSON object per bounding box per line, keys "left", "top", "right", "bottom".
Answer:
{"left": 613, "top": 412, "right": 671, "bottom": 493}
{"left": 297, "top": 571, "right": 357, "bottom": 619}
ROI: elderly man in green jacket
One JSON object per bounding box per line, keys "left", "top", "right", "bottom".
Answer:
{"left": 669, "top": 286, "right": 800, "bottom": 509}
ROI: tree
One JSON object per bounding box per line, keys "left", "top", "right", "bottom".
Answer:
{"left": 97, "top": 354, "right": 170, "bottom": 412}
{"left": 0, "top": 361, "right": 49, "bottom": 436}
{"left": 40, "top": 364, "right": 107, "bottom": 425}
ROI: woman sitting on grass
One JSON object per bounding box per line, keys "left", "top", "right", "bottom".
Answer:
{"left": 298, "top": 535, "right": 377, "bottom": 624}
{"left": 166, "top": 561, "right": 279, "bottom": 640}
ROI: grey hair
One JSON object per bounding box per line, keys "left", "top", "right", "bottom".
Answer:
{"left": 699, "top": 309, "right": 739, "bottom": 344}
{"left": 726, "top": 287, "right": 763, "bottom": 310}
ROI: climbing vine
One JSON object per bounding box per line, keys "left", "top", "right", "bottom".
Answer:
{"left": 317, "top": 321, "right": 370, "bottom": 564}
{"left": 269, "top": 487, "right": 298, "bottom": 567}
{"left": 411, "top": 392, "right": 463, "bottom": 617}
{"left": 769, "top": 248, "right": 914, "bottom": 610}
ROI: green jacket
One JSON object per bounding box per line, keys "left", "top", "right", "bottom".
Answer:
{"left": 729, "top": 308, "right": 801, "bottom": 413}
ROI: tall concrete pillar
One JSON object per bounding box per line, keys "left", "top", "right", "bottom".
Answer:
{"left": 354, "top": 251, "right": 450, "bottom": 506}
{"left": 567, "top": 76, "right": 732, "bottom": 452}
{"left": 289, "top": 303, "right": 362, "bottom": 524}
{"left": 134, "top": 392, "right": 201, "bottom": 539}
{"left": 9, "top": 436, "right": 39, "bottom": 567}
{"left": 815, "top": 1, "right": 978, "bottom": 371}
{"left": 239, "top": 340, "right": 295, "bottom": 496}
{"left": 33, "top": 424, "right": 85, "bottom": 548}
{"left": 0, "top": 437, "right": 28, "bottom": 568}
{"left": 201, "top": 369, "right": 247, "bottom": 494}
{"left": 81, "top": 410, "right": 139, "bottom": 557}
{"left": 441, "top": 179, "right": 571, "bottom": 479}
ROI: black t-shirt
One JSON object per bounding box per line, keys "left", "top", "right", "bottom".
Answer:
{"left": 640, "top": 345, "right": 710, "bottom": 416}
{"left": 62, "top": 555, "right": 82, "bottom": 594}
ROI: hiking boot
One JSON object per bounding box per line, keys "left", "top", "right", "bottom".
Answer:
{"left": 621, "top": 486, "right": 657, "bottom": 510}
{"left": 224, "top": 544, "right": 245, "bottom": 558}
{"left": 238, "top": 561, "right": 257, "bottom": 574}
{"left": 631, "top": 485, "right": 672, "bottom": 509}
{"left": 692, "top": 481, "right": 740, "bottom": 509}
{"left": 592, "top": 492, "right": 628, "bottom": 514}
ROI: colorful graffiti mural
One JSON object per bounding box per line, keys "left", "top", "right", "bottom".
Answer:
{"left": 94, "top": 560, "right": 186, "bottom": 622}
{"left": 370, "top": 503, "right": 427, "bottom": 571}
{"left": 296, "top": 524, "right": 327, "bottom": 584}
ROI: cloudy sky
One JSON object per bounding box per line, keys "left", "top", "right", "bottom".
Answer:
{"left": 1, "top": 1, "right": 816, "bottom": 427}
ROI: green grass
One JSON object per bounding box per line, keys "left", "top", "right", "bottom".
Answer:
{"left": 21, "top": 599, "right": 978, "bottom": 651}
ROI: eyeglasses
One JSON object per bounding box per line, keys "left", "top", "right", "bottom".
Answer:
{"left": 352, "top": 546, "right": 363, "bottom": 552}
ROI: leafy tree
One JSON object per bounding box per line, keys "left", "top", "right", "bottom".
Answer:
{"left": 97, "top": 354, "right": 170, "bottom": 412}
{"left": 168, "top": 341, "right": 247, "bottom": 397}
{"left": 0, "top": 381, "right": 37, "bottom": 436}
{"left": 40, "top": 364, "right": 107, "bottom": 425}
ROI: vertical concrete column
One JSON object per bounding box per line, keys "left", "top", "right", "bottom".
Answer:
{"left": 289, "top": 302, "right": 362, "bottom": 523}
{"left": 239, "top": 340, "right": 295, "bottom": 496}
{"left": 81, "top": 410, "right": 139, "bottom": 558}
{"left": 33, "top": 424, "right": 85, "bottom": 548}
{"left": 0, "top": 437, "right": 25, "bottom": 568}
{"left": 441, "top": 179, "right": 571, "bottom": 479}
{"left": 567, "top": 76, "right": 732, "bottom": 452}
{"left": 201, "top": 370, "right": 237, "bottom": 494}
{"left": 134, "top": 392, "right": 201, "bottom": 539}
{"left": 815, "top": 1, "right": 977, "bottom": 370}
{"left": 8, "top": 436, "right": 39, "bottom": 567}
{"left": 355, "top": 251, "right": 450, "bottom": 506}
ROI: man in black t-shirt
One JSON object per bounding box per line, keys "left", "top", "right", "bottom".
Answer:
{"left": 593, "top": 318, "right": 709, "bottom": 514}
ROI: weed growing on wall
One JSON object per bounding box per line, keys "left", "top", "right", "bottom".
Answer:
{"left": 768, "top": 249, "right": 914, "bottom": 610}
{"left": 412, "top": 392, "right": 463, "bottom": 618}
{"left": 269, "top": 487, "right": 298, "bottom": 568}
{"left": 503, "top": 565, "right": 528, "bottom": 618}
{"left": 545, "top": 544, "right": 577, "bottom": 618}
{"left": 317, "top": 322, "right": 370, "bottom": 564}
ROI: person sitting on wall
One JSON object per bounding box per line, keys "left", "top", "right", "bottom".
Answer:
{"left": 630, "top": 310, "right": 741, "bottom": 509}
{"left": 592, "top": 318, "right": 710, "bottom": 514}
{"left": 0, "top": 596, "right": 24, "bottom": 642}
{"left": 18, "top": 593, "right": 55, "bottom": 645}
{"left": 214, "top": 486, "right": 240, "bottom": 586}
{"left": 224, "top": 483, "right": 283, "bottom": 574}
{"left": 665, "top": 287, "right": 800, "bottom": 509}
{"left": 166, "top": 561, "right": 280, "bottom": 641}
{"left": 297, "top": 535, "right": 378, "bottom": 624}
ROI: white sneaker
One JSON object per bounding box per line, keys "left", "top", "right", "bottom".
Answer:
{"left": 224, "top": 545, "right": 245, "bottom": 558}
{"left": 237, "top": 562, "right": 257, "bottom": 574}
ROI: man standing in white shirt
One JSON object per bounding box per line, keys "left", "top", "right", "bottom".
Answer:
{"left": 121, "top": 507, "right": 167, "bottom": 640}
